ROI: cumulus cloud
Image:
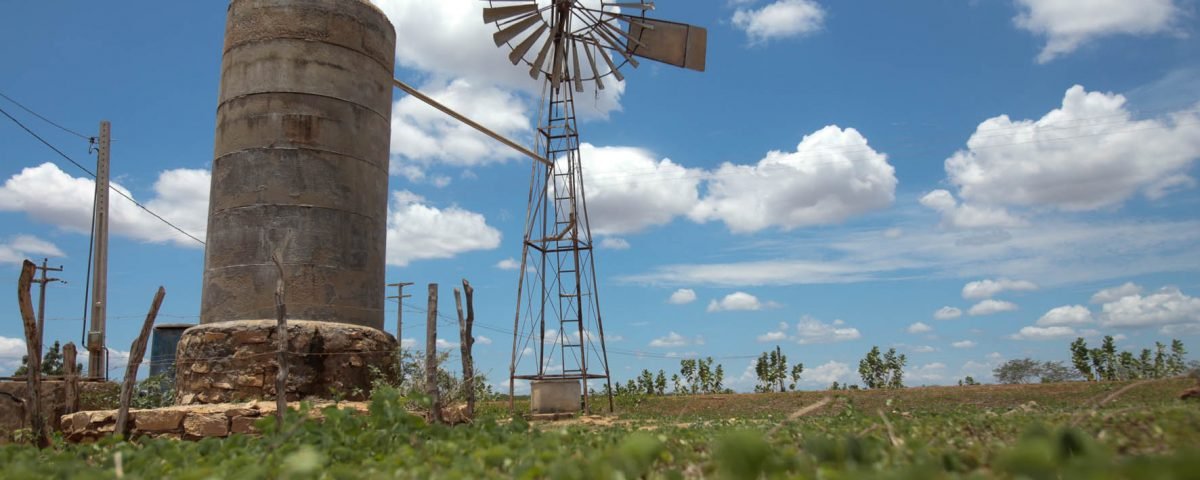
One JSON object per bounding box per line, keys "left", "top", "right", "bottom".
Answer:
{"left": 1091, "top": 282, "right": 1143, "bottom": 304}
{"left": 934, "top": 306, "right": 963, "bottom": 320}
{"left": 707, "top": 292, "right": 768, "bottom": 312}
{"left": 951, "top": 340, "right": 977, "bottom": 349}
{"left": 0, "top": 235, "right": 64, "bottom": 264}
{"left": 0, "top": 336, "right": 26, "bottom": 374}
{"left": 945, "top": 86, "right": 1200, "bottom": 211}
{"left": 495, "top": 258, "right": 521, "bottom": 270}
{"left": 732, "top": 0, "right": 826, "bottom": 44}
{"left": 757, "top": 318, "right": 860, "bottom": 344}
{"left": 907, "top": 322, "right": 933, "bottom": 334}
{"left": 435, "top": 338, "right": 459, "bottom": 349}
{"left": 385, "top": 190, "right": 501, "bottom": 266}
{"left": 919, "top": 189, "right": 1026, "bottom": 229}
{"left": 598, "top": 237, "right": 630, "bottom": 250}
{"left": 579, "top": 144, "right": 702, "bottom": 235}
{"left": 0, "top": 163, "right": 209, "bottom": 248}
{"left": 805, "top": 360, "right": 851, "bottom": 385}
{"left": 1014, "top": 0, "right": 1182, "bottom": 62}
{"left": 1098, "top": 286, "right": 1200, "bottom": 330}
{"left": 1010, "top": 325, "right": 1077, "bottom": 340}
{"left": 910, "top": 345, "right": 936, "bottom": 353}
{"left": 668, "top": 288, "right": 697, "bottom": 305}
{"left": 962, "top": 278, "right": 1039, "bottom": 299}
{"left": 1037, "top": 305, "right": 1094, "bottom": 326}
{"left": 649, "top": 331, "right": 704, "bottom": 348}
{"left": 474, "top": 335, "right": 492, "bottom": 346}
{"left": 690, "top": 126, "right": 896, "bottom": 233}
{"left": 907, "top": 362, "right": 948, "bottom": 383}
{"left": 968, "top": 299, "right": 1019, "bottom": 316}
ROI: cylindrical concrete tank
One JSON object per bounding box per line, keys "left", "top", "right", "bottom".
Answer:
{"left": 149, "top": 324, "right": 193, "bottom": 378}
{"left": 200, "top": 0, "right": 395, "bottom": 329}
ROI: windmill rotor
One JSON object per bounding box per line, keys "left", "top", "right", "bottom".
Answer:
{"left": 484, "top": 0, "right": 705, "bottom": 91}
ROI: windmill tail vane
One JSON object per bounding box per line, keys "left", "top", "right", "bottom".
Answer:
{"left": 484, "top": 0, "right": 706, "bottom": 413}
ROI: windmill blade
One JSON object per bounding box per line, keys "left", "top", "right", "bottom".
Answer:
{"left": 590, "top": 33, "right": 625, "bottom": 82}
{"left": 529, "top": 32, "right": 555, "bottom": 79}
{"left": 571, "top": 40, "right": 585, "bottom": 92}
{"left": 493, "top": 13, "right": 543, "bottom": 46}
{"left": 626, "top": 18, "right": 706, "bottom": 72}
{"left": 483, "top": 4, "right": 540, "bottom": 24}
{"left": 510, "top": 24, "right": 548, "bottom": 65}
{"left": 582, "top": 42, "right": 605, "bottom": 90}
{"left": 590, "top": 21, "right": 639, "bottom": 68}
{"left": 601, "top": 2, "right": 655, "bottom": 11}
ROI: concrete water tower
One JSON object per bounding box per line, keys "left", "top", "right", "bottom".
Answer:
{"left": 175, "top": 0, "right": 398, "bottom": 404}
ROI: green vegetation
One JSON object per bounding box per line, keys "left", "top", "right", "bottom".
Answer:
{"left": 2, "top": 379, "right": 1198, "bottom": 478}
{"left": 858, "top": 346, "right": 907, "bottom": 389}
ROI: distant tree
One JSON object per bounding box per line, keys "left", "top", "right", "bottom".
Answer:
{"left": 754, "top": 346, "right": 791, "bottom": 393}
{"left": 1154, "top": 342, "right": 1168, "bottom": 378}
{"left": 636, "top": 369, "right": 655, "bottom": 395}
{"left": 1070, "top": 338, "right": 1094, "bottom": 381}
{"left": 697, "top": 357, "right": 713, "bottom": 393}
{"left": 1089, "top": 347, "right": 1107, "bottom": 381}
{"left": 654, "top": 370, "right": 667, "bottom": 395}
{"left": 1100, "top": 336, "right": 1119, "bottom": 381}
{"left": 1139, "top": 349, "right": 1155, "bottom": 378}
{"left": 858, "top": 346, "right": 905, "bottom": 389}
{"left": 1169, "top": 339, "right": 1188, "bottom": 376}
{"left": 671, "top": 374, "right": 683, "bottom": 395}
{"left": 678, "top": 357, "right": 723, "bottom": 394}
{"left": 1039, "top": 361, "right": 1081, "bottom": 383}
{"left": 679, "top": 359, "right": 697, "bottom": 394}
{"left": 994, "top": 358, "right": 1042, "bottom": 384}
{"left": 12, "top": 341, "right": 69, "bottom": 377}
{"left": 830, "top": 381, "right": 841, "bottom": 391}
{"left": 713, "top": 364, "right": 726, "bottom": 393}
{"left": 1116, "top": 351, "right": 1140, "bottom": 380}
{"left": 789, "top": 362, "right": 805, "bottom": 391}
{"left": 958, "top": 376, "right": 979, "bottom": 386}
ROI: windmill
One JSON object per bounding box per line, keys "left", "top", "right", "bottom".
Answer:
{"left": 483, "top": 0, "right": 706, "bottom": 413}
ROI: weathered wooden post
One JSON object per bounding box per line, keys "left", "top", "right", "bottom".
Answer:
{"left": 116, "top": 287, "right": 166, "bottom": 438}
{"left": 425, "top": 284, "right": 442, "bottom": 424}
{"left": 455, "top": 279, "right": 476, "bottom": 418}
{"left": 63, "top": 342, "right": 79, "bottom": 414}
{"left": 17, "top": 260, "right": 48, "bottom": 447}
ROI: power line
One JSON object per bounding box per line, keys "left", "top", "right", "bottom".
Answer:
{"left": 0, "top": 91, "right": 91, "bottom": 141}
{"left": 0, "top": 105, "right": 206, "bottom": 246}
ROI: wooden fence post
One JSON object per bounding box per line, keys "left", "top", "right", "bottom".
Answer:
{"left": 17, "top": 260, "right": 48, "bottom": 448}
{"left": 115, "top": 286, "right": 165, "bottom": 438}
{"left": 461, "top": 279, "right": 475, "bottom": 418}
{"left": 63, "top": 342, "right": 79, "bottom": 414}
{"left": 425, "top": 283, "right": 442, "bottom": 424}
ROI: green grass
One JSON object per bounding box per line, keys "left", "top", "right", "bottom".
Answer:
{"left": 2, "top": 378, "right": 1198, "bottom": 479}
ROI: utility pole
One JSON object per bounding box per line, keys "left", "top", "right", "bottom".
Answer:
{"left": 387, "top": 281, "right": 413, "bottom": 384}
{"left": 32, "top": 258, "right": 65, "bottom": 345}
{"left": 87, "top": 120, "right": 110, "bottom": 380}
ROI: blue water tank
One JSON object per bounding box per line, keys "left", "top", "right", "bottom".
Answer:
{"left": 149, "top": 324, "right": 193, "bottom": 378}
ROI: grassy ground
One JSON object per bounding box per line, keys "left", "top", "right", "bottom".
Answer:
{"left": 2, "top": 378, "right": 1197, "bottom": 479}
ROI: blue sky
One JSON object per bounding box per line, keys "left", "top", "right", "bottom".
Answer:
{"left": 1, "top": 0, "right": 1199, "bottom": 391}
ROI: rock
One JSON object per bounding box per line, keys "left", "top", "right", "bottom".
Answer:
{"left": 183, "top": 413, "right": 230, "bottom": 438}
{"left": 232, "top": 329, "right": 270, "bottom": 344}
{"left": 230, "top": 416, "right": 260, "bottom": 434}
{"left": 135, "top": 410, "right": 187, "bottom": 432}
{"left": 214, "top": 382, "right": 234, "bottom": 390}
{"left": 236, "top": 375, "right": 264, "bottom": 387}
{"left": 191, "top": 363, "right": 210, "bottom": 374}
{"left": 224, "top": 407, "right": 260, "bottom": 418}
{"left": 202, "top": 331, "right": 229, "bottom": 342}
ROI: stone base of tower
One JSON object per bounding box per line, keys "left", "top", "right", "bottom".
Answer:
{"left": 174, "top": 320, "right": 397, "bottom": 405}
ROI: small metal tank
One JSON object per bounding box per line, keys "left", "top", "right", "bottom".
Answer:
{"left": 149, "top": 323, "right": 193, "bottom": 378}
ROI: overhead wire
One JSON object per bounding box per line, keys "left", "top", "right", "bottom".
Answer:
{"left": 0, "top": 91, "right": 92, "bottom": 141}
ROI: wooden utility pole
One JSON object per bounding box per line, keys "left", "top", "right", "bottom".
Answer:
{"left": 425, "top": 284, "right": 442, "bottom": 424}
{"left": 87, "top": 120, "right": 111, "bottom": 379}
{"left": 387, "top": 281, "right": 413, "bottom": 384}
{"left": 32, "top": 258, "right": 64, "bottom": 343}
{"left": 455, "top": 279, "right": 476, "bottom": 418}
{"left": 115, "top": 287, "right": 165, "bottom": 438}
{"left": 17, "top": 260, "right": 49, "bottom": 448}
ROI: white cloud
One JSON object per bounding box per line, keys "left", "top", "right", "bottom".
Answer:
{"left": 732, "top": 0, "right": 826, "bottom": 44}
{"left": 435, "top": 338, "right": 459, "bottom": 349}
{"left": 907, "top": 362, "right": 947, "bottom": 383}
{"left": 1091, "top": 282, "right": 1143, "bottom": 304}
{"left": 668, "top": 288, "right": 697, "bottom": 305}
{"left": 962, "top": 278, "right": 1039, "bottom": 299}
{"left": 400, "top": 338, "right": 416, "bottom": 349}
{"left": 805, "top": 360, "right": 851, "bottom": 385}
{"left": 793, "top": 317, "right": 861, "bottom": 344}
{"left": 649, "top": 331, "right": 703, "bottom": 348}
{"left": 495, "top": 258, "right": 521, "bottom": 270}
{"left": 690, "top": 126, "right": 896, "bottom": 233}
{"left": 0, "top": 235, "right": 64, "bottom": 264}
{"left": 0, "top": 163, "right": 209, "bottom": 248}
{"left": 706, "top": 292, "right": 765, "bottom": 312}
{"left": 1037, "top": 305, "right": 1094, "bottom": 326}
{"left": 1010, "top": 325, "right": 1077, "bottom": 340}
{"left": 911, "top": 345, "right": 936, "bottom": 353}
{"left": 579, "top": 144, "right": 702, "bottom": 235}
{"left": 385, "top": 190, "right": 501, "bottom": 266}
{"left": 920, "top": 189, "right": 1026, "bottom": 229}
{"left": 1099, "top": 286, "right": 1200, "bottom": 330}
{"left": 907, "top": 322, "right": 933, "bottom": 334}
{"left": 951, "top": 340, "right": 977, "bottom": 349}
{"left": 389, "top": 79, "right": 530, "bottom": 175}
{"left": 934, "top": 306, "right": 963, "bottom": 320}
{"left": 756, "top": 330, "right": 789, "bottom": 343}
{"left": 968, "top": 299, "right": 1019, "bottom": 316}
{"left": 0, "top": 336, "right": 26, "bottom": 374}
{"left": 474, "top": 335, "right": 492, "bottom": 346}
{"left": 1014, "top": 0, "right": 1181, "bottom": 63}
{"left": 598, "top": 237, "right": 631, "bottom": 250}
{"left": 945, "top": 86, "right": 1200, "bottom": 211}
